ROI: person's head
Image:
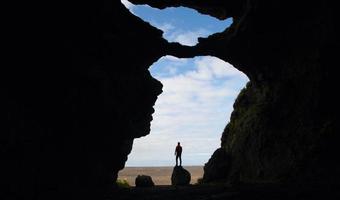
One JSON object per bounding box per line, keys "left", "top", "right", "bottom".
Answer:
{"left": 178, "top": 142, "right": 180, "bottom": 145}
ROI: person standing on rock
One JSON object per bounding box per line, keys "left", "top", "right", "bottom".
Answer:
{"left": 175, "top": 142, "right": 182, "bottom": 166}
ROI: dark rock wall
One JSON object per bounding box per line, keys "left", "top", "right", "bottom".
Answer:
{"left": 3, "top": 1, "right": 165, "bottom": 199}
{"left": 198, "top": 1, "right": 340, "bottom": 184}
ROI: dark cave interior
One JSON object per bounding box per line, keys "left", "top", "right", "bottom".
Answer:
{"left": 3, "top": 0, "right": 340, "bottom": 199}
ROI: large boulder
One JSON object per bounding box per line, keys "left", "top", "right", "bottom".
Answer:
{"left": 135, "top": 175, "right": 155, "bottom": 187}
{"left": 171, "top": 166, "right": 191, "bottom": 186}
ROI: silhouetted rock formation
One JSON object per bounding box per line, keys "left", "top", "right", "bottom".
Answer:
{"left": 3, "top": 0, "right": 340, "bottom": 199}
{"left": 196, "top": 1, "right": 339, "bottom": 185}
{"left": 135, "top": 175, "right": 155, "bottom": 187}
{"left": 171, "top": 166, "right": 191, "bottom": 186}
{"left": 3, "top": 1, "right": 165, "bottom": 199}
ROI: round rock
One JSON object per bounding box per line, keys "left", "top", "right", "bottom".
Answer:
{"left": 171, "top": 166, "right": 191, "bottom": 186}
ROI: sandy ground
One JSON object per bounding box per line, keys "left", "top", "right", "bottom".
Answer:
{"left": 118, "top": 166, "right": 203, "bottom": 186}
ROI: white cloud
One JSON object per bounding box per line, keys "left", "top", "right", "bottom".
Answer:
{"left": 121, "top": 0, "right": 135, "bottom": 12}
{"left": 149, "top": 21, "right": 211, "bottom": 46}
{"left": 146, "top": 20, "right": 211, "bottom": 46}
{"left": 156, "top": 23, "right": 175, "bottom": 33}
{"left": 168, "top": 29, "right": 211, "bottom": 46}
{"left": 162, "top": 55, "right": 187, "bottom": 63}
{"left": 185, "top": 57, "right": 247, "bottom": 81}
{"left": 126, "top": 56, "right": 249, "bottom": 166}
{"left": 150, "top": 56, "right": 188, "bottom": 77}
{"left": 195, "top": 57, "right": 244, "bottom": 78}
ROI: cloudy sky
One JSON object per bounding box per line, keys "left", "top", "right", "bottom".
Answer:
{"left": 121, "top": 1, "right": 249, "bottom": 166}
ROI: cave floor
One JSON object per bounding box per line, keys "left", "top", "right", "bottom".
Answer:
{"left": 112, "top": 183, "right": 338, "bottom": 200}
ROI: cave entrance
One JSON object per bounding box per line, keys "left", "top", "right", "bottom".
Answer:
{"left": 120, "top": 55, "right": 249, "bottom": 185}
{"left": 118, "top": 0, "right": 249, "bottom": 186}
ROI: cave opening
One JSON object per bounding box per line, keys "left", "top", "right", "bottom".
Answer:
{"left": 119, "top": 0, "right": 249, "bottom": 186}
{"left": 120, "top": 55, "right": 249, "bottom": 185}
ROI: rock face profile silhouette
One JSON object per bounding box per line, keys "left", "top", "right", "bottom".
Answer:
{"left": 171, "top": 166, "right": 191, "bottom": 186}
{"left": 135, "top": 175, "right": 155, "bottom": 187}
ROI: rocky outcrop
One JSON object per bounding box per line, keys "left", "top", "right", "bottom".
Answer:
{"left": 194, "top": 0, "right": 339, "bottom": 185}
{"left": 171, "top": 166, "right": 191, "bottom": 186}
{"left": 135, "top": 175, "right": 155, "bottom": 187}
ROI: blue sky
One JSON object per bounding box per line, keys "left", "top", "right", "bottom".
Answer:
{"left": 121, "top": 1, "right": 249, "bottom": 166}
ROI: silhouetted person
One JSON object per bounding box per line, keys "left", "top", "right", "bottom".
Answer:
{"left": 175, "top": 142, "right": 182, "bottom": 166}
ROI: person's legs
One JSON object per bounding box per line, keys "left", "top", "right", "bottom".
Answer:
{"left": 179, "top": 154, "right": 182, "bottom": 166}
{"left": 176, "top": 155, "right": 178, "bottom": 166}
